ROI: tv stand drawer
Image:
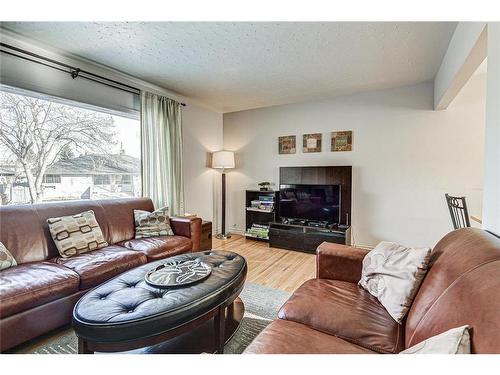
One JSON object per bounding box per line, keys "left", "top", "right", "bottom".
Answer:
{"left": 269, "top": 223, "right": 350, "bottom": 253}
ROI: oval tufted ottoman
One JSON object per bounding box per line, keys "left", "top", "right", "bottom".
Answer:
{"left": 72, "top": 250, "right": 247, "bottom": 354}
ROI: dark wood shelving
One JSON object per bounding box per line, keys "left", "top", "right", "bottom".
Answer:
{"left": 269, "top": 222, "right": 351, "bottom": 253}
{"left": 245, "top": 190, "right": 279, "bottom": 242}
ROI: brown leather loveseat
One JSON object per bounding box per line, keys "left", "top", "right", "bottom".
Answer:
{"left": 245, "top": 228, "right": 500, "bottom": 354}
{"left": 0, "top": 197, "right": 201, "bottom": 351}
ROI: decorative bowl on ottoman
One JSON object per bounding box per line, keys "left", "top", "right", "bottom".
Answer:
{"left": 72, "top": 250, "right": 247, "bottom": 354}
{"left": 144, "top": 259, "right": 212, "bottom": 287}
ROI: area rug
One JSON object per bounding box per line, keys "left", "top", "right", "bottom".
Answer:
{"left": 15, "top": 282, "right": 291, "bottom": 354}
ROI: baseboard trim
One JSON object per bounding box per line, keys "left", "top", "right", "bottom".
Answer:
{"left": 230, "top": 227, "right": 245, "bottom": 235}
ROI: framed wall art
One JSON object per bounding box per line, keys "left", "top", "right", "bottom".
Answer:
{"left": 331, "top": 131, "right": 353, "bottom": 152}
{"left": 302, "top": 133, "right": 322, "bottom": 153}
{"left": 278, "top": 135, "right": 296, "bottom": 154}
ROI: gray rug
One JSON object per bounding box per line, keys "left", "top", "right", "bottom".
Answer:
{"left": 17, "top": 282, "right": 291, "bottom": 354}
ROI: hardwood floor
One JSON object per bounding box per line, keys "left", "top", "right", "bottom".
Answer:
{"left": 212, "top": 235, "right": 315, "bottom": 293}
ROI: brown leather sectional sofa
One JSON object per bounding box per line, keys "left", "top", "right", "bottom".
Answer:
{"left": 245, "top": 227, "right": 500, "bottom": 354}
{"left": 0, "top": 198, "right": 201, "bottom": 352}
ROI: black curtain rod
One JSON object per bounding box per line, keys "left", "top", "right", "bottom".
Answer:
{"left": 0, "top": 42, "right": 186, "bottom": 106}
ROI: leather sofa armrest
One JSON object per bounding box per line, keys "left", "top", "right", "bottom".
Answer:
{"left": 169, "top": 217, "right": 202, "bottom": 251}
{"left": 316, "top": 242, "right": 369, "bottom": 283}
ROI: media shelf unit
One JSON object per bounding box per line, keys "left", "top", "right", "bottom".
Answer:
{"left": 245, "top": 190, "right": 279, "bottom": 242}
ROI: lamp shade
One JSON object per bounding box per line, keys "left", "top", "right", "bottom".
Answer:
{"left": 212, "top": 151, "right": 235, "bottom": 169}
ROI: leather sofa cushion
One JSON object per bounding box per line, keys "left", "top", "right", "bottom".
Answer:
{"left": 100, "top": 198, "right": 154, "bottom": 244}
{"left": 0, "top": 198, "right": 155, "bottom": 264}
{"left": 0, "top": 204, "right": 49, "bottom": 264}
{"left": 118, "top": 236, "right": 192, "bottom": 261}
{"left": 53, "top": 246, "right": 147, "bottom": 290}
{"left": 405, "top": 228, "right": 500, "bottom": 353}
{"left": 278, "top": 279, "right": 404, "bottom": 353}
{"left": 0, "top": 261, "right": 80, "bottom": 318}
{"left": 244, "top": 319, "right": 375, "bottom": 354}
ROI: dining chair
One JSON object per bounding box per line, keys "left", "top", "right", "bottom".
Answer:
{"left": 445, "top": 193, "right": 471, "bottom": 230}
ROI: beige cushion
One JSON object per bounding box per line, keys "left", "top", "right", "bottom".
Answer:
{"left": 0, "top": 242, "right": 17, "bottom": 271}
{"left": 134, "top": 207, "right": 174, "bottom": 239}
{"left": 359, "top": 241, "right": 431, "bottom": 323}
{"left": 47, "top": 210, "right": 108, "bottom": 258}
{"left": 401, "top": 326, "right": 470, "bottom": 354}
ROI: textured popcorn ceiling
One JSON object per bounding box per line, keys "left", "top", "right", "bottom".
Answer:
{"left": 2, "top": 22, "right": 456, "bottom": 113}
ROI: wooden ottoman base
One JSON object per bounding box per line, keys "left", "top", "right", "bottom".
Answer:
{"left": 78, "top": 298, "right": 244, "bottom": 354}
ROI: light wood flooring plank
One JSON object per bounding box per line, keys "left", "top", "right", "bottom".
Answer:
{"left": 212, "top": 235, "right": 315, "bottom": 293}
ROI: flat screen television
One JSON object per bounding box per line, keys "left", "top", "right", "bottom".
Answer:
{"left": 279, "top": 184, "right": 341, "bottom": 224}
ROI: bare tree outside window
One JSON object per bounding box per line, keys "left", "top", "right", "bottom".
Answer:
{"left": 0, "top": 90, "right": 141, "bottom": 205}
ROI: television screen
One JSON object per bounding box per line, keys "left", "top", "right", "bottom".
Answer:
{"left": 279, "top": 184, "right": 341, "bottom": 223}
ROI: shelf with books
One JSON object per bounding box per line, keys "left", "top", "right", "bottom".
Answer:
{"left": 244, "top": 233, "right": 269, "bottom": 241}
{"left": 245, "top": 189, "right": 279, "bottom": 243}
{"left": 250, "top": 198, "right": 274, "bottom": 211}
{"left": 244, "top": 223, "right": 270, "bottom": 241}
{"left": 246, "top": 207, "right": 274, "bottom": 213}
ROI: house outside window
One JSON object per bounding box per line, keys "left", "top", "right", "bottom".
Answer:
{"left": 93, "top": 175, "right": 111, "bottom": 185}
{"left": 120, "top": 175, "right": 132, "bottom": 185}
{"left": 0, "top": 88, "right": 141, "bottom": 205}
{"left": 43, "top": 174, "right": 61, "bottom": 184}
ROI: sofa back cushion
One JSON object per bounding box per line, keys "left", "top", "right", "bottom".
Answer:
{"left": 0, "top": 204, "right": 50, "bottom": 264}
{"left": 99, "top": 198, "right": 154, "bottom": 244}
{"left": 0, "top": 197, "right": 154, "bottom": 264}
{"left": 405, "top": 228, "right": 500, "bottom": 353}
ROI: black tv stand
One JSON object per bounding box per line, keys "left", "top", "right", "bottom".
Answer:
{"left": 270, "top": 166, "right": 352, "bottom": 253}
{"left": 269, "top": 222, "right": 351, "bottom": 254}
{"left": 307, "top": 221, "right": 329, "bottom": 228}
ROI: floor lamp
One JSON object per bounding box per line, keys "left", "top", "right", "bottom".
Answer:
{"left": 212, "top": 150, "right": 235, "bottom": 240}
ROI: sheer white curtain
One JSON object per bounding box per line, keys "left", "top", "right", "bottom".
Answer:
{"left": 140, "top": 91, "right": 184, "bottom": 214}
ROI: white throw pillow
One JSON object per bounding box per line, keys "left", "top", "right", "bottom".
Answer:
{"left": 401, "top": 326, "right": 471, "bottom": 354}
{"left": 359, "top": 241, "right": 432, "bottom": 323}
{"left": 0, "top": 241, "right": 17, "bottom": 271}
{"left": 134, "top": 207, "right": 174, "bottom": 239}
{"left": 47, "top": 210, "right": 108, "bottom": 258}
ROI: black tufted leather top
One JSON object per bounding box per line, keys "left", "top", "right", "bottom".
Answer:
{"left": 72, "top": 250, "right": 247, "bottom": 343}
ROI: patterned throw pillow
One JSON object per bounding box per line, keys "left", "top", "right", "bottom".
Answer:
{"left": 401, "top": 326, "right": 470, "bottom": 354}
{"left": 47, "top": 210, "right": 108, "bottom": 258}
{"left": 134, "top": 207, "right": 174, "bottom": 239}
{"left": 0, "top": 242, "right": 17, "bottom": 271}
{"left": 359, "top": 241, "right": 432, "bottom": 323}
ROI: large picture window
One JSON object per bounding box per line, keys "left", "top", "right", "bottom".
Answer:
{"left": 0, "top": 88, "right": 141, "bottom": 205}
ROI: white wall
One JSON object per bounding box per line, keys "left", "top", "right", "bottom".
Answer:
{"left": 223, "top": 79, "right": 486, "bottom": 248}
{"left": 434, "top": 22, "right": 487, "bottom": 110}
{"left": 0, "top": 30, "right": 224, "bottom": 224}
{"left": 482, "top": 23, "right": 500, "bottom": 236}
